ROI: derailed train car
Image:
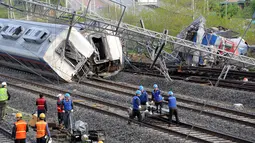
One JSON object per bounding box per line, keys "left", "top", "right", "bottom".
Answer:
{"left": 0, "top": 19, "right": 123, "bottom": 82}
{"left": 175, "top": 16, "right": 249, "bottom": 67}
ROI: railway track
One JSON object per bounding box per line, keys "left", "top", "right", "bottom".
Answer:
{"left": 82, "top": 77, "right": 255, "bottom": 128}
{"left": 0, "top": 74, "right": 253, "bottom": 142}
{"left": 128, "top": 61, "right": 255, "bottom": 79}
{"left": 0, "top": 126, "right": 14, "bottom": 143}
{"left": 124, "top": 67, "right": 255, "bottom": 92}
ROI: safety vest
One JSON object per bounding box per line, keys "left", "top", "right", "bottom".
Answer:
{"left": 0, "top": 88, "right": 8, "bottom": 101}
{"left": 15, "top": 120, "right": 27, "bottom": 139}
{"left": 36, "top": 98, "right": 46, "bottom": 110}
{"left": 36, "top": 120, "right": 47, "bottom": 138}
{"left": 57, "top": 99, "right": 63, "bottom": 113}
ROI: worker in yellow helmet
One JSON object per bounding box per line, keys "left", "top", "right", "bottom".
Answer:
{"left": 0, "top": 82, "right": 11, "bottom": 120}
{"left": 35, "top": 113, "right": 51, "bottom": 143}
{"left": 12, "top": 113, "right": 29, "bottom": 143}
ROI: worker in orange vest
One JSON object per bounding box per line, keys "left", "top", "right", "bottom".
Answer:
{"left": 35, "top": 113, "right": 51, "bottom": 143}
{"left": 12, "top": 113, "right": 29, "bottom": 143}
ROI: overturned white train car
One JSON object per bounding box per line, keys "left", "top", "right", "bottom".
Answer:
{"left": 0, "top": 19, "right": 123, "bottom": 82}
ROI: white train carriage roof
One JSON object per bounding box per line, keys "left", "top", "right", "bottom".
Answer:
{"left": 0, "top": 19, "right": 96, "bottom": 82}
{"left": 0, "top": 18, "right": 68, "bottom": 61}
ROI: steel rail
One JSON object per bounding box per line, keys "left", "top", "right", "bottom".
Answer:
{"left": 150, "top": 116, "right": 252, "bottom": 143}
{"left": 0, "top": 127, "right": 13, "bottom": 141}
{"left": 123, "top": 68, "right": 255, "bottom": 92}
{"left": 129, "top": 62, "right": 255, "bottom": 78}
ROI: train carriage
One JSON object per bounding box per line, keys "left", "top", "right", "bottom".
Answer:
{"left": 0, "top": 19, "right": 123, "bottom": 82}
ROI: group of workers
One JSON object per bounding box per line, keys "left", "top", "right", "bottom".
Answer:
{"left": 11, "top": 92, "right": 74, "bottom": 143}
{"left": 36, "top": 92, "right": 74, "bottom": 129}
{"left": 12, "top": 112, "right": 50, "bottom": 143}
{"left": 129, "top": 84, "right": 180, "bottom": 127}
{"left": 0, "top": 80, "right": 179, "bottom": 142}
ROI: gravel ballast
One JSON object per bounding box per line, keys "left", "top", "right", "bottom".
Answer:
{"left": 108, "top": 72, "right": 255, "bottom": 111}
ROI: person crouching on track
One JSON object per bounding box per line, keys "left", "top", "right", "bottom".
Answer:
{"left": 12, "top": 113, "right": 29, "bottom": 143}
{"left": 62, "top": 93, "right": 73, "bottom": 129}
{"left": 35, "top": 113, "right": 51, "bottom": 143}
{"left": 138, "top": 85, "right": 149, "bottom": 111}
{"left": 151, "top": 84, "right": 162, "bottom": 114}
{"left": 165, "top": 91, "right": 179, "bottom": 127}
{"left": 128, "top": 90, "right": 142, "bottom": 125}
{"left": 56, "top": 94, "right": 64, "bottom": 126}
{"left": 36, "top": 94, "right": 47, "bottom": 119}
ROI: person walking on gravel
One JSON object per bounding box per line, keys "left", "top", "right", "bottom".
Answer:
{"left": 36, "top": 94, "right": 47, "bottom": 118}
{"left": 128, "top": 90, "right": 142, "bottom": 125}
{"left": 138, "top": 85, "right": 149, "bottom": 107}
{"left": 12, "top": 113, "right": 29, "bottom": 143}
{"left": 35, "top": 113, "right": 51, "bottom": 143}
{"left": 0, "top": 81, "right": 10, "bottom": 120}
{"left": 62, "top": 93, "right": 73, "bottom": 129}
{"left": 56, "top": 94, "right": 64, "bottom": 126}
{"left": 165, "top": 91, "right": 179, "bottom": 127}
{"left": 151, "top": 84, "right": 162, "bottom": 114}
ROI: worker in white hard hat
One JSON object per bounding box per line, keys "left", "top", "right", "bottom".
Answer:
{"left": 0, "top": 81, "right": 11, "bottom": 120}
{"left": 56, "top": 94, "right": 64, "bottom": 126}
{"left": 243, "top": 77, "right": 248, "bottom": 82}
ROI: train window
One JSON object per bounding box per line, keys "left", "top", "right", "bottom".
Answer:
{"left": 2, "top": 26, "right": 9, "bottom": 32}
{"left": 34, "top": 30, "right": 41, "bottom": 37}
{"left": 40, "top": 32, "right": 47, "bottom": 39}
{"left": 25, "top": 29, "right": 31, "bottom": 35}
{"left": 13, "top": 26, "right": 22, "bottom": 35}
{"left": 1, "top": 25, "right": 24, "bottom": 39}
{"left": 55, "top": 40, "right": 85, "bottom": 68}
{"left": 9, "top": 27, "right": 14, "bottom": 32}
{"left": 23, "top": 28, "right": 50, "bottom": 44}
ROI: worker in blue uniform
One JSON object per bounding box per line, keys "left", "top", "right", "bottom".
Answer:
{"left": 128, "top": 90, "right": 142, "bottom": 125}
{"left": 138, "top": 85, "right": 148, "bottom": 106}
{"left": 62, "top": 93, "right": 73, "bottom": 129}
{"left": 165, "top": 91, "right": 179, "bottom": 127}
{"left": 151, "top": 84, "right": 162, "bottom": 114}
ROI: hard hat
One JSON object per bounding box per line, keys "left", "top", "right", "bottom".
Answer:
{"left": 65, "top": 93, "right": 70, "bottom": 97}
{"left": 98, "top": 141, "right": 103, "bottom": 143}
{"left": 168, "top": 91, "right": 173, "bottom": 96}
{"left": 39, "top": 113, "right": 46, "bottom": 119}
{"left": 81, "top": 134, "right": 89, "bottom": 141}
{"left": 57, "top": 94, "right": 62, "bottom": 98}
{"left": 139, "top": 85, "right": 144, "bottom": 91}
{"left": 16, "top": 113, "right": 22, "bottom": 118}
{"left": 243, "top": 77, "right": 248, "bottom": 82}
{"left": 153, "top": 84, "right": 158, "bottom": 88}
{"left": 136, "top": 90, "right": 141, "bottom": 95}
{"left": 2, "top": 82, "right": 7, "bottom": 86}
